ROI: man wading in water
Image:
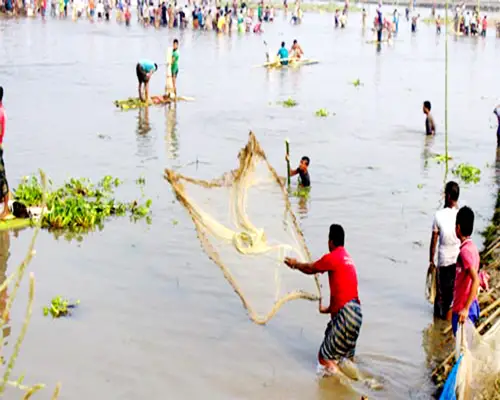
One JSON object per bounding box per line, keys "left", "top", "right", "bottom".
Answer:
{"left": 284, "top": 224, "right": 362, "bottom": 375}
{"left": 0, "top": 87, "right": 10, "bottom": 221}
{"left": 429, "top": 181, "right": 460, "bottom": 320}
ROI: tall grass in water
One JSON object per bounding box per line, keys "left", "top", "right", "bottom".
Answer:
{"left": 0, "top": 170, "right": 61, "bottom": 399}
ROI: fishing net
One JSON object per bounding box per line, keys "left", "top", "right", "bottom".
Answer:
{"left": 441, "top": 319, "right": 500, "bottom": 399}
{"left": 164, "top": 132, "right": 321, "bottom": 324}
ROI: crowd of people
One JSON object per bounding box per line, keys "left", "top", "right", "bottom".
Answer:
{"left": 0, "top": 0, "right": 307, "bottom": 32}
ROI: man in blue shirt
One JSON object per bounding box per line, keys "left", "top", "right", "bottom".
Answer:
{"left": 277, "top": 42, "right": 289, "bottom": 66}
{"left": 136, "top": 60, "right": 158, "bottom": 103}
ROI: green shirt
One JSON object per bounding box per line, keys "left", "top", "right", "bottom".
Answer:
{"left": 171, "top": 49, "right": 179, "bottom": 75}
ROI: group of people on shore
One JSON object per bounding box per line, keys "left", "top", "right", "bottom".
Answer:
{"left": 0, "top": 0, "right": 306, "bottom": 33}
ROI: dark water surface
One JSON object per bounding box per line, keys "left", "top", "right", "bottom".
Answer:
{"left": 0, "top": 9, "right": 499, "bottom": 400}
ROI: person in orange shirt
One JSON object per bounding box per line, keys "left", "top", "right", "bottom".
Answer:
{"left": 89, "top": 0, "right": 95, "bottom": 19}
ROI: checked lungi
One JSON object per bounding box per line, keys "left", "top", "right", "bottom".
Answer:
{"left": 319, "top": 299, "right": 363, "bottom": 362}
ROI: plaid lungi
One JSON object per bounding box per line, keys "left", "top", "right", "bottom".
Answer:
{"left": 319, "top": 299, "right": 362, "bottom": 362}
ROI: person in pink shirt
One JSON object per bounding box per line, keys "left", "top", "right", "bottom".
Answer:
{"left": 451, "top": 206, "right": 480, "bottom": 335}
{"left": 0, "top": 87, "right": 10, "bottom": 220}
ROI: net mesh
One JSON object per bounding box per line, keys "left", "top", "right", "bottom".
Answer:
{"left": 164, "top": 132, "right": 321, "bottom": 324}
{"left": 453, "top": 319, "right": 500, "bottom": 399}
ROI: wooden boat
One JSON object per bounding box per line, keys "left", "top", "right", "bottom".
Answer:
{"left": 114, "top": 95, "right": 195, "bottom": 110}
{"left": 257, "top": 57, "right": 319, "bottom": 69}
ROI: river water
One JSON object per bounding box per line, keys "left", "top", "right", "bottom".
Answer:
{"left": 0, "top": 8, "right": 499, "bottom": 400}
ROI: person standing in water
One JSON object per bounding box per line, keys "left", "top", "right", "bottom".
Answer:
{"left": 429, "top": 181, "right": 460, "bottom": 320}
{"left": 423, "top": 100, "right": 435, "bottom": 135}
{"left": 0, "top": 88, "right": 10, "bottom": 221}
{"left": 451, "top": 206, "right": 480, "bottom": 336}
{"left": 284, "top": 224, "right": 362, "bottom": 375}
{"left": 136, "top": 60, "right": 158, "bottom": 103}
{"left": 285, "top": 155, "right": 310, "bottom": 187}
{"left": 171, "top": 39, "right": 180, "bottom": 99}
{"left": 494, "top": 105, "right": 500, "bottom": 147}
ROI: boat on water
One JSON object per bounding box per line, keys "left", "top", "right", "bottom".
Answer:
{"left": 258, "top": 56, "right": 319, "bottom": 69}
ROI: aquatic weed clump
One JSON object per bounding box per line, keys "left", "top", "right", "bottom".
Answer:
{"left": 315, "top": 108, "right": 329, "bottom": 117}
{"left": 14, "top": 175, "right": 152, "bottom": 231}
{"left": 43, "top": 296, "right": 80, "bottom": 318}
{"left": 452, "top": 163, "right": 481, "bottom": 184}
{"left": 280, "top": 97, "right": 298, "bottom": 108}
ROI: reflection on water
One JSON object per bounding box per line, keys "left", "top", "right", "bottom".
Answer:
{"left": 421, "top": 320, "right": 453, "bottom": 372}
{"left": 137, "top": 106, "right": 151, "bottom": 136}
{"left": 421, "top": 135, "right": 435, "bottom": 172}
{"left": 165, "top": 103, "right": 179, "bottom": 160}
{"left": 0, "top": 231, "right": 11, "bottom": 350}
{"left": 495, "top": 148, "right": 500, "bottom": 186}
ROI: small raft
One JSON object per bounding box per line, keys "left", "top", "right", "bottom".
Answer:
{"left": 114, "top": 95, "right": 195, "bottom": 110}
{"left": 258, "top": 58, "right": 319, "bottom": 69}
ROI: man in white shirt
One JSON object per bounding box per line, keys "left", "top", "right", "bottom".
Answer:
{"left": 429, "top": 181, "right": 460, "bottom": 320}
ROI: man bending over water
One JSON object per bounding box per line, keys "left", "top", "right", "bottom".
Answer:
{"left": 284, "top": 224, "right": 362, "bottom": 375}
{"left": 136, "top": 59, "right": 158, "bottom": 103}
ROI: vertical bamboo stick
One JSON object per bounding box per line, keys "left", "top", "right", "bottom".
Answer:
{"left": 285, "top": 139, "right": 291, "bottom": 186}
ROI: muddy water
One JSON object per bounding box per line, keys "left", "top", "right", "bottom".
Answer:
{"left": 0, "top": 9, "right": 499, "bottom": 400}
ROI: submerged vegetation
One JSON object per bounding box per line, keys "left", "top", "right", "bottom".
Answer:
{"left": 43, "top": 296, "right": 80, "bottom": 318}
{"left": 280, "top": 97, "right": 298, "bottom": 108}
{"left": 315, "top": 108, "right": 329, "bottom": 117}
{"left": 14, "top": 175, "right": 152, "bottom": 232}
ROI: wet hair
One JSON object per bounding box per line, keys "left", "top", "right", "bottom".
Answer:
{"left": 293, "top": 39, "right": 297, "bottom": 44}
{"left": 301, "top": 156, "right": 310, "bottom": 166}
{"left": 154, "top": 63, "right": 158, "bottom": 70}
{"left": 423, "top": 100, "right": 431, "bottom": 111}
{"left": 456, "top": 206, "right": 474, "bottom": 237}
{"left": 281, "top": 41, "right": 285, "bottom": 47}
{"left": 329, "top": 224, "right": 345, "bottom": 247}
{"left": 0, "top": 86, "right": 3, "bottom": 102}
{"left": 445, "top": 181, "right": 460, "bottom": 202}
{"left": 173, "top": 38, "right": 179, "bottom": 45}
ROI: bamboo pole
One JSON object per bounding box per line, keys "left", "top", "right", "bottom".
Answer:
{"left": 285, "top": 139, "right": 291, "bottom": 186}
{"left": 444, "top": 0, "right": 449, "bottom": 175}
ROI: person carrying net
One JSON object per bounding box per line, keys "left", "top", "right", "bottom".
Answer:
{"left": 284, "top": 224, "right": 362, "bottom": 375}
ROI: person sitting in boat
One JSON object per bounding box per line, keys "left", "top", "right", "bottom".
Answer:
{"left": 277, "top": 41, "right": 289, "bottom": 66}
{"left": 136, "top": 60, "right": 158, "bottom": 103}
{"left": 289, "top": 39, "right": 303, "bottom": 60}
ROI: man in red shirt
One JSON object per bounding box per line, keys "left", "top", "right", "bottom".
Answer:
{"left": 0, "top": 87, "right": 10, "bottom": 220}
{"left": 284, "top": 224, "right": 362, "bottom": 375}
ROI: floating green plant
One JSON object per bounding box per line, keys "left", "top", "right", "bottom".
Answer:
{"left": 280, "top": 98, "right": 298, "bottom": 108}
{"left": 291, "top": 186, "right": 311, "bottom": 199}
{"left": 351, "top": 79, "right": 363, "bottom": 87}
{"left": 433, "top": 153, "right": 452, "bottom": 164}
{"left": 452, "top": 163, "right": 481, "bottom": 184}
{"left": 315, "top": 108, "right": 329, "bottom": 117}
{"left": 43, "top": 296, "right": 80, "bottom": 318}
{"left": 14, "top": 175, "right": 152, "bottom": 231}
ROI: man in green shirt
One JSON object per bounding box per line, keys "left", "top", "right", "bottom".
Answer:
{"left": 171, "top": 39, "right": 179, "bottom": 99}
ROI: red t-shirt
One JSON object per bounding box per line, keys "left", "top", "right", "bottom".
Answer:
{"left": 452, "top": 239, "right": 479, "bottom": 313}
{"left": 312, "top": 246, "right": 359, "bottom": 315}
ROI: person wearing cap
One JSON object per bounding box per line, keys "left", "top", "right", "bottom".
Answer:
{"left": 136, "top": 60, "right": 158, "bottom": 103}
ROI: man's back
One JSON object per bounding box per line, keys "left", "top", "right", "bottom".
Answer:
{"left": 433, "top": 207, "right": 460, "bottom": 267}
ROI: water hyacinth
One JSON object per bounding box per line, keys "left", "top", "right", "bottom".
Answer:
{"left": 280, "top": 97, "right": 298, "bottom": 108}
{"left": 14, "top": 175, "right": 153, "bottom": 231}
{"left": 452, "top": 163, "right": 481, "bottom": 184}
